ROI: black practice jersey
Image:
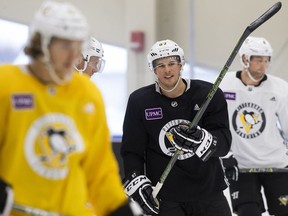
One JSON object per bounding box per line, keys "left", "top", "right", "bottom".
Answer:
{"left": 121, "top": 78, "right": 232, "bottom": 201}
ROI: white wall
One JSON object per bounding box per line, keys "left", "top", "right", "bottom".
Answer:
{"left": 1, "top": 0, "right": 288, "bottom": 86}
{"left": 0, "top": 0, "right": 126, "bottom": 46}
{"left": 194, "top": 0, "right": 288, "bottom": 81}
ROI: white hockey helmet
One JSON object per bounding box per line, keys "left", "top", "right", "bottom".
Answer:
{"left": 28, "top": 0, "right": 90, "bottom": 84}
{"left": 239, "top": 36, "right": 273, "bottom": 68}
{"left": 81, "top": 36, "right": 105, "bottom": 73}
{"left": 83, "top": 37, "right": 104, "bottom": 59}
{"left": 29, "top": 0, "right": 90, "bottom": 43}
{"left": 147, "top": 39, "right": 185, "bottom": 71}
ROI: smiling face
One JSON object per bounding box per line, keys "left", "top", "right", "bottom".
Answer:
{"left": 153, "top": 56, "right": 182, "bottom": 90}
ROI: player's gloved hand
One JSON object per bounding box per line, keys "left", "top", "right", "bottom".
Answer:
{"left": 123, "top": 171, "right": 159, "bottom": 215}
{"left": 168, "top": 123, "right": 217, "bottom": 162}
{"left": 221, "top": 152, "right": 239, "bottom": 181}
{"left": 0, "top": 178, "right": 14, "bottom": 216}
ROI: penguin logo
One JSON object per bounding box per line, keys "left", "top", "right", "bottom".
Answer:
{"left": 232, "top": 102, "right": 266, "bottom": 139}
{"left": 25, "top": 113, "right": 84, "bottom": 179}
{"left": 159, "top": 119, "right": 194, "bottom": 160}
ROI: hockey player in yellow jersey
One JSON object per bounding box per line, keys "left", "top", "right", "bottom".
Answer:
{"left": 0, "top": 1, "right": 141, "bottom": 216}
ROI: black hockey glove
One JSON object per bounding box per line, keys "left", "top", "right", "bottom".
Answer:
{"left": 168, "top": 123, "right": 217, "bottom": 162}
{"left": 0, "top": 178, "right": 13, "bottom": 216}
{"left": 221, "top": 153, "right": 239, "bottom": 181}
{"left": 123, "top": 171, "right": 159, "bottom": 215}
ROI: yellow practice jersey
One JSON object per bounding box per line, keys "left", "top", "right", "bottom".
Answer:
{"left": 0, "top": 65, "right": 127, "bottom": 216}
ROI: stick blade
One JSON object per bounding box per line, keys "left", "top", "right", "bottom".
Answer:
{"left": 248, "top": 1, "right": 282, "bottom": 32}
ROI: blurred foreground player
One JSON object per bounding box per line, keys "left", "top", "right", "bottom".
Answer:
{"left": 0, "top": 1, "right": 141, "bottom": 215}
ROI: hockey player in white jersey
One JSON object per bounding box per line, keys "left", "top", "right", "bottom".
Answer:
{"left": 220, "top": 36, "right": 288, "bottom": 216}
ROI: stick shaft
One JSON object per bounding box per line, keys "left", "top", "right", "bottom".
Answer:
{"left": 12, "top": 203, "right": 66, "bottom": 216}
{"left": 152, "top": 150, "right": 183, "bottom": 198}
{"left": 152, "top": 1, "right": 282, "bottom": 199}
{"left": 189, "top": 2, "right": 281, "bottom": 130}
{"left": 240, "top": 168, "right": 288, "bottom": 173}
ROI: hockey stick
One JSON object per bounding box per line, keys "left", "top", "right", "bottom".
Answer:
{"left": 240, "top": 168, "right": 288, "bottom": 173}
{"left": 276, "top": 113, "right": 287, "bottom": 142}
{"left": 276, "top": 113, "right": 288, "bottom": 154}
{"left": 12, "top": 203, "right": 67, "bottom": 216}
{"left": 239, "top": 115, "right": 288, "bottom": 174}
{"left": 152, "top": 1, "right": 282, "bottom": 199}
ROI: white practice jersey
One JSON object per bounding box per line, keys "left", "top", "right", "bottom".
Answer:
{"left": 220, "top": 71, "right": 288, "bottom": 168}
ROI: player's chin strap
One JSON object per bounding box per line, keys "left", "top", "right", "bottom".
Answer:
{"left": 41, "top": 37, "right": 72, "bottom": 85}
{"left": 155, "top": 74, "right": 182, "bottom": 93}
{"left": 74, "top": 65, "right": 83, "bottom": 74}
{"left": 245, "top": 67, "right": 265, "bottom": 83}
{"left": 74, "top": 56, "right": 88, "bottom": 74}
{"left": 155, "top": 67, "right": 183, "bottom": 93}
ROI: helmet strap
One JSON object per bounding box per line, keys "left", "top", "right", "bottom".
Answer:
{"left": 245, "top": 67, "right": 264, "bottom": 83}
{"left": 74, "top": 58, "right": 88, "bottom": 74}
{"left": 41, "top": 36, "right": 72, "bottom": 85}
{"left": 156, "top": 74, "right": 182, "bottom": 93}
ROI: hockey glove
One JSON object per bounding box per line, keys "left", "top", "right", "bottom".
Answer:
{"left": 168, "top": 123, "right": 217, "bottom": 162}
{"left": 0, "top": 178, "right": 13, "bottom": 216}
{"left": 123, "top": 171, "right": 159, "bottom": 215}
{"left": 221, "top": 152, "right": 239, "bottom": 181}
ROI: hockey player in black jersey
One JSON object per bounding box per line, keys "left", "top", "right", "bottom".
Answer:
{"left": 121, "top": 39, "right": 232, "bottom": 216}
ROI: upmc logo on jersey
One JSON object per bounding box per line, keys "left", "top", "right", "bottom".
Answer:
{"left": 145, "top": 107, "right": 163, "bottom": 120}
{"left": 224, "top": 92, "right": 236, "bottom": 100}
{"left": 12, "top": 94, "right": 34, "bottom": 109}
{"left": 231, "top": 102, "right": 266, "bottom": 139}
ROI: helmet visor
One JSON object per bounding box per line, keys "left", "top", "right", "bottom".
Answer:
{"left": 87, "top": 57, "right": 105, "bottom": 73}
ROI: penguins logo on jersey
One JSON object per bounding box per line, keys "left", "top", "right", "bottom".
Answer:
{"left": 25, "top": 113, "right": 84, "bottom": 179}
{"left": 232, "top": 102, "right": 266, "bottom": 139}
{"left": 159, "top": 119, "right": 194, "bottom": 160}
